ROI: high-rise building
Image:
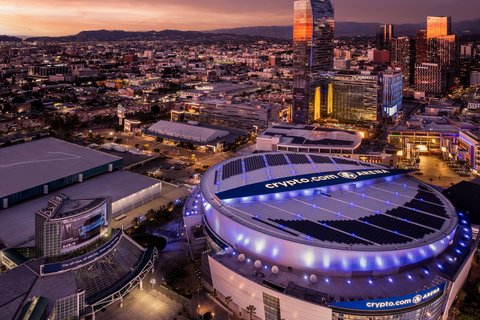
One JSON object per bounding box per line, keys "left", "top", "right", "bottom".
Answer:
{"left": 316, "top": 72, "right": 383, "bottom": 123}
{"left": 415, "top": 63, "right": 445, "bottom": 94}
{"left": 415, "top": 16, "right": 458, "bottom": 93}
{"left": 391, "top": 37, "right": 415, "bottom": 85}
{"left": 415, "top": 30, "right": 428, "bottom": 64}
{"left": 292, "top": 0, "right": 335, "bottom": 124}
{"left": 382, "top": 71, "right": 403, "bottom": 117}
{"left": 427, "top": 16, "right": 452, "bottom": 39}
{"left": 376, "top": 24, "right": 394, "bottom": 50}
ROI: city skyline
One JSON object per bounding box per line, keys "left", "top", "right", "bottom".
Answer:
{"left": 1, "top": 0, "right": 479, "bottom": 37}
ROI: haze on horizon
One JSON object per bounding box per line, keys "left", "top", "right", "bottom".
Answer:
{"left": 0, "top": 0, "right": 478, "bottom": 37}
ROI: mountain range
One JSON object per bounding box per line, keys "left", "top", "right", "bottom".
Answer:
{"left": 211, "top": 18, "right": 480, "bottom": 39}
{"left": 22, "top": 29, "right": 267, "bottom": 42}
{"left": 1, "top": 18, "right": 479, "bottom": 42}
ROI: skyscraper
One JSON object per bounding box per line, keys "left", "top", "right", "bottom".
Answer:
{"left": 391, "top": 37, "right": 415, "bottom": 85}
{"left": 415, "top": 30, "right": 428, "bottom": 64}
{"left": 292, "top": 0, "right": 335, "bottom": 124}
{"left": 426, "top": 16, "right": 452, "bottom": 40}
{"left": 376, "top": 24, "right": 394, "bottom": 50}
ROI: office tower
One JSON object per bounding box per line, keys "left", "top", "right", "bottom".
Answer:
{"left": 416, "top": 30, "right": 428, "bottom": 64}
{"left": 292, "top": 0, "right": 335, "bottom": 124}
{"left": 427, "top": 16, "right": 452, "bottom": 40}
{"left": 376, "top": 24, "right": 394, "bottom": 50}
{"left": 317, "top": 72, "right": 383, "bottom": 123}
{"left": 391, "top": 37, "right": 415, "bottom": 85}
{"left": 381, "top": 71, "right": 403, "bottom": 117}
{"left": 415, "top": 63, "right": 445, "bottom": 94}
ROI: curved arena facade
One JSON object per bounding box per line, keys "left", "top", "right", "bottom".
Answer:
{"left": 184, "top": 152, "right": 477, "bottom": 320}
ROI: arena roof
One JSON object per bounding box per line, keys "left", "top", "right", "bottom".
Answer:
{"left": 199, "top": 153, "right": 457, "bottom": 252}
{"left": 258, "top": 125, "right": 363, "bottom": 150}
{"left": 148, "top": 120, "right": 229, "bottom": 144}
{"left": 0, "top": 138, "right": 122, "bottom": 198}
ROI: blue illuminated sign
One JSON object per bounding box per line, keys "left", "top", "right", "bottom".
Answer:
{"left": 330, "top": 283, "right": 446, "bottom": 312}
{"left": 216, "top": 169, "right": 410, "bottom": 200}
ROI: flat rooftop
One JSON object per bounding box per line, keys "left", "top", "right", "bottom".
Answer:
{"left": 0, "top": 170, "right": 161, "bottom": 247}
{"left": 148, "top": 120, "right": 229, "bottom": 144}
{"left": 0, "top": 138, "right": 122, "bottom": 198}
{"left": 259, "top": 125, "right": 362, "bottom": 149}
{"left": 200, "top": 153, "right": 457, "bottom": 252}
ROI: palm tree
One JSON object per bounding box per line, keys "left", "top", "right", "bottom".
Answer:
{"left": 210, "top": 288, "right": 218, "bottom": 300}
{"left": 225, "top": 296, "right": 233, "bottom": 320}
{"left": 246, "top": 305, "right": 256, "bottom": 320}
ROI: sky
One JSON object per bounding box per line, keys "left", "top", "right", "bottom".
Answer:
{"left": 0, "top": 0, "right": 478, "bottom": 36}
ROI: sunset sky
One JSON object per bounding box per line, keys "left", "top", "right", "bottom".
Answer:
{"left": 0, "top": 0, "right": 478, "bottom": 36}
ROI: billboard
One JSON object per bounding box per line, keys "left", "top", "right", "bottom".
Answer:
{"left": 216, "top": 169, "right": 410, "bottom": 200}
{"left": 330, "top": 283, "right": 446, "bottom": 312}
{"left": 60, "top": 201, "right": 109, "bottom": 253}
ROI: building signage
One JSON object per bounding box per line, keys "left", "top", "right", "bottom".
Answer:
{"left": 216, "top": 169, "right": 410, "bottom": 200}
{"left": 41, "top": 231, "right": 122, "bottom": 275}
{"left": 330, "top": 283, "right": 446, "bottom": 312}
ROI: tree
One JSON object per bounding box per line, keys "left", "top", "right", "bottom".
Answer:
{"left": 210, "top": 288, "right": 217, "bottom": 300}
{"left": 225, "top": 296, "right": 233, "bottom": 320}
{"left": 246, "top": 305, "right": 256, "bottom": 320}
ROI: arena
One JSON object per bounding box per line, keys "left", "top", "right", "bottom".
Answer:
{"left": 184, "top": 152, "right": 477, "bottom": 320}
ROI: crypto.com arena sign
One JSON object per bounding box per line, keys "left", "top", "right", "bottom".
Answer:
{"left": 216, "top": 169, "right": 410, "bottom": 200}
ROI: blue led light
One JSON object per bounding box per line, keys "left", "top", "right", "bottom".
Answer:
{"left": 437, "top": 264, "right": 444, "bottom": 270}
{"left": 368, "top": 279, "right": 373, "bottom": 285}
{"left": 347, "top": 280, "right": 351, "bottom": 285}
{"left": 407, "top": 274, "right": 413, "bottom": 280}
{"left": 388, "top": 277, "right": 393, "bottom": 283}
{"left": 325, "top": 278, "right": 330, "bottom": 283}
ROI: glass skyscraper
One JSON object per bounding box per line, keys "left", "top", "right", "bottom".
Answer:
{"left": 292, "top": 0, "right": 335, "bottom": 124}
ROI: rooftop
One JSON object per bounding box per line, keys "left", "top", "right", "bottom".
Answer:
{"left": 148, "top": 120, "right": 229, "bottom": 144}
{"left": 0, "top": 170, "right": 161, "bottom": 247}
{"left": 199, "top": 153, "right": 457, "bottom": 252}
{"left": 258, "top": 125, "right": 362, "bottom": 150}
{"left": 0, "top": 138, "right": 122, "bottom": 198}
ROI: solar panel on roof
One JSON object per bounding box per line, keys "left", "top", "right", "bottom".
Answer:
{"left": 309, "top": 155, "right": 333, "bottom": 164}
{"left": 333, "top": 158, "right": 359, "bottom": 166}
{"left": 291, "top": 137, "right": 306, "bottom": 144}
{"left": 405, "top": 199, "right": 447, "bottom": 218}
{"left": 270, "top": 219, "right": 370, "bottom": 245}
{"left": 222, "top": 159, "right": 243, "bottom": 180}
{"left": 386, "top": 207, "right": 445, "bottom": 230}
{"left": 320, "top": 219, "right": 411, "bottom": 245}
{"left": 265, "top": 154, "right": 288, "bottom": 166}
{"left": 286, "top": 154, "right": 310, "bottom": 164}
{"left": 244, "top": 155, "right": 267, "bottom": 172}
{"left": 360, "top": 214, "right": 434, "bottom": 239}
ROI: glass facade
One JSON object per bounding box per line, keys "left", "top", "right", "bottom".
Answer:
{"left": 426, "top": 16, "right": 451, "bottom": 40}
{"left": 316, "top": 73, "right": 383, "bottom": 123}
{"left": 292, "top": 0, "right": 335, "bottom": 124}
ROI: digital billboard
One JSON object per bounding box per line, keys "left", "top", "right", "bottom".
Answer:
{"left": 60, "top": 201, "right": 109, "bottom": 253}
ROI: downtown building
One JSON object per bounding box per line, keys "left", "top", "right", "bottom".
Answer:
{"left": 376, "top": 24, "right": 394, "bottom": 50}
{"left": 391, "top": 37, "right": 415, "bottom": 86}
{"left": 307, "top": 71, "right": 402, "bottom": 124}
{"left": 414, "top": 16, "right": 459, "bottom": 94}
{"left": 292, "top": 0, "right": 335, "bottom": 124}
